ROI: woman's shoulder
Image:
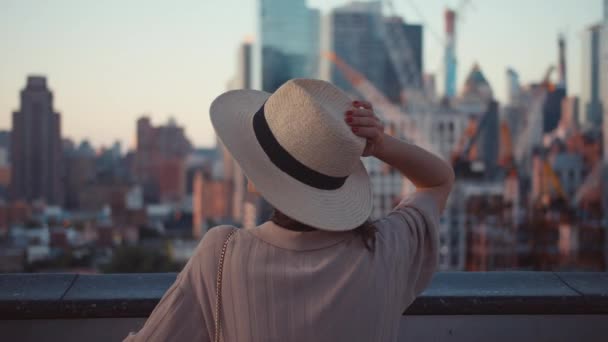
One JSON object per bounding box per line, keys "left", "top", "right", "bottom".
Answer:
{"left": 378, "top": 192, "right": 441, "bottom": 230}
{"left": 192, "top": 225, "right": 239, "bottom": 259}
{"left": 203, "top": 225, "right": 239, "bottom": 242}
{"left": 372, "top": 192, "right": 441, "bottom": 253}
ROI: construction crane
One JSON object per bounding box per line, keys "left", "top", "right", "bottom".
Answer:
{"left": 514, "top": 98, "right": 543, "bottom": 167}
{"left": 378, "top": 2, "right": 423, "bottom": 98}
{"left": 541, "top": 65, "right": 556, "bottom": 90}
{"left": 456, "top": 0, "right": 474, "bottom": 21}
{"left": 451, "top": 117, "right": 478, "bottom": 162}
{"left": 324, "top": 52, "right": 409, "bottom": 124}
{"left": 379, "top": 0, "right": 477, "bottom": 106}
{"left": 507, "top": 65, "right": 573, "bottom": 208}
{"left": 324, "top": 4, "right": 426, "bottom": 134}
{"left": 326, "top": 0, "right": 473, "bottom": 152}
{"left": 379, "top": 0, "right": 450, "bottom": 111}
{"left": 324, "top": 51, "right": 422, "bottom": 144}
{"left": 540, "top": 160, "right": 567, "bottom": 201}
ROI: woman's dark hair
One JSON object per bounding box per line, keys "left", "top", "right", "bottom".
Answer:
{"left": 270, "top": 209, "right": 378, "bottom": 252}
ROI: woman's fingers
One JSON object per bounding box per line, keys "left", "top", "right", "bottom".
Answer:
{"left": 353, "top": 100, "right": 373, "bottom": 110}
{"left": 345, "top": 116, "right": 380, "bottom": 127}
{"left": 346, "top": 100, "right": 384, "bottom": 156}
{"left": 345, "top": 107, "right": 373, "bottom": 117}
{"left": 351, "top": 126, "right": 380, "bottom": 139}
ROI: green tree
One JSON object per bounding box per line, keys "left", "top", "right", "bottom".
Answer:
{"left": 101, "top": 246, "right": 181, "bottom": 273}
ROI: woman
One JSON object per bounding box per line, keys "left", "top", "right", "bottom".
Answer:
{"left": 125, "top": 79, "right": 454, "bottom": 342}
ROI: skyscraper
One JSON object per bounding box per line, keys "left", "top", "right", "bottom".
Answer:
{"left": 478, "top": 100, "right": 500, "bottom": 179}
{"left": 0, "top": 131, "right": 10, "bottom": 163}
{"left": 260, "top": 0, "right": 319, "bottom": 92}
{"left": 326, "top": 1, "right": 423, "bottom": 104}
{"left": 327, "top": 2, "right": 383, "bottom": 95}
{"left": 0, "top": 131, "right": 11, "bottom": 199}
{"left": 557, "top": 34, "right": 567, "bottom": 90}
{"left": 227, "top": 41, "right": 253, "bottom": 91}
{"left": 602, "top": 0, "right": 608, "bottom": 237}
{"left": 384, "top": 15, "right": 424, "bottom": 97}
{"left": 559, "top": 96, "right": 580, "bottom": 137}
{"left": 601, "top": 0, "right": 608, "bottom": 163}
{"left": 543, "top": 35, "right": 568, "bottom": 133}
{"left": 543, "top": 88, "right": 566, "bottom": 133}
{"left": 580, "top": 25, "right": 604, "bottom": 127}
{"left": 506, "top": 68, "right": 521, "bottom": 106}
{"left": 225, "top": 41, "right": 253, "bottom": 224}
{"left": 10, "top": 76, "right": 63, "bottom": 205}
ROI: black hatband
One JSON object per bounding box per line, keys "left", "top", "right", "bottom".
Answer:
{"left": 252, "top": 103, "right": 348, "bottom": 190}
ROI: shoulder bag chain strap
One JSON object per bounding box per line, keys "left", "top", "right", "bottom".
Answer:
{"left": 214, "top": 229, "right": 237, "bottom": 342}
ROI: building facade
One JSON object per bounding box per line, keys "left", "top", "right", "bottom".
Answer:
{"left": 10, "top": 76, "right": 63, "bottom": 205}
{"left": 219, "top": 41, "right": 256, "bottom": 226}
{"left": 602, "top": 1, "right": 608, "bottom": 165}
{"left": 260, "top": 0, "right": 319, "bottom": 91}
{"left": 326, "top": 2, "right": 423, "bottom": 104}
{"left": 0, "top": 132, "right": 10, "bottom": 200}
{"left": 135, "top": 117, "right": 191, "bottom": 204}
{"left": 551, "top": 153, "right": 584, "bottom": 201}
{"left": 192, "top": 170, "right": 229, "bottom": 239}
{"left": 0, "top": 131, "right": 10, "bottom": 165}
{"left": 581, "top": 25, "right": 604, "bottom": 127}
{"left": 423, "top": 109, "right": 468, "bottom": 161}
{"left": 63, "top": 143, "right": 96, "bottom": 209}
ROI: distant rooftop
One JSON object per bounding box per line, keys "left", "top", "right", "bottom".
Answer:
{"left": 26, "top": 76, "right": 47, "bottom": 89}
{"left": 334, "top": 1, "right": 381, "bottom": 14}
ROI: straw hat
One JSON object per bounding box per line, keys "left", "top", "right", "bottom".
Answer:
{"left": 210, "top": 79, "right": 372, "bottom": 231}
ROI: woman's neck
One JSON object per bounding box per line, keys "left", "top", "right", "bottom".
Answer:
{"left": 269, "top": 209, "right": 317, "bottom": 232}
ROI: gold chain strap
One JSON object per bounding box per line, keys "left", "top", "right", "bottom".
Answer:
{"left": 214, "top": 229, "right": 237, "bottom": 342}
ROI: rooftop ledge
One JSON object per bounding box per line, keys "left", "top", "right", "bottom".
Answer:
{"left": 1, "top": 272, "right": 607, "bottom": 319}
{"left": 2, "top": 272, "right": 608, "bottom": 342}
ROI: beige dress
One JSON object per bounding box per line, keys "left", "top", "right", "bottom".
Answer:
{"left": 124, "top": 192, "right": 439, "bottom": 342}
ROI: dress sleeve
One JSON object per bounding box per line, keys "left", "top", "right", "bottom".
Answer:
{"left": 123, "top": 225, "right": 236, "bottom": 342}
{"left": 377, "top": 191, "right": 440, "bottom": 310}
{"left": 123, "top": 265, "right": 210, "bottom": 342}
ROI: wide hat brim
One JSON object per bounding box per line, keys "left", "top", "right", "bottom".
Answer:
{"left": 210, "top": 89, "right": 372, "bottom": 232}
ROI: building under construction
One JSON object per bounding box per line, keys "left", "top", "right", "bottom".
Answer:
{"left": 320, "top": 1, "right": 606, "bottom": 271}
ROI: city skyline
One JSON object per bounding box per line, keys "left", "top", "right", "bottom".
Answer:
{"left": 0, "top": 0, "right": 603, "bottom": 148}
{"left": 0, "top": 0, "right": 607, "bottom": 277}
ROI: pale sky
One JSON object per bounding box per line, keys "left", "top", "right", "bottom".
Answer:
{"left": 0, "top": 0, "right": 603, "bottom": 149}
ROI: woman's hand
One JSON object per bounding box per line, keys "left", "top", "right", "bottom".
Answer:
{"left": 345, "top": 100, "right": 385, "bottom": 157}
